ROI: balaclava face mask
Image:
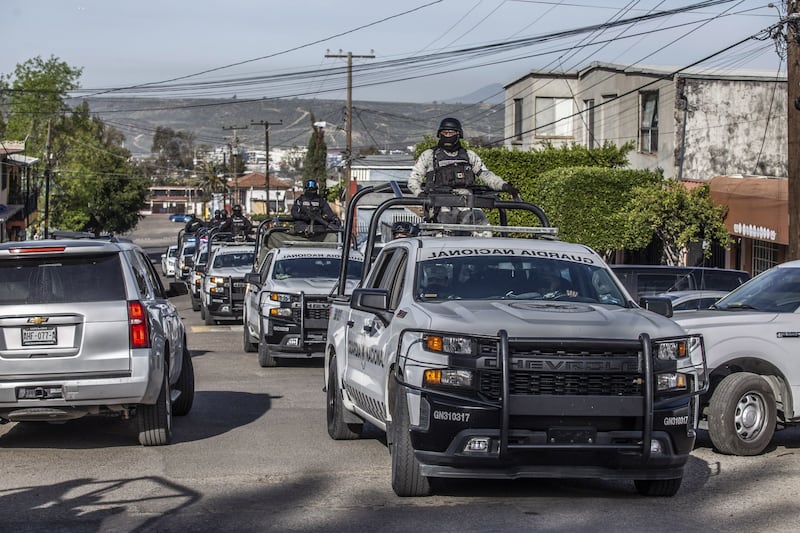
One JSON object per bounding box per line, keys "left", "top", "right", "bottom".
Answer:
{"left": 437, "top": 133, "right": 460, "bottom": 151}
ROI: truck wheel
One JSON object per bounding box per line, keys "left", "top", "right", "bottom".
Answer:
{"left": 242, "top": 314, "right": 257, "bottom": 353}
{"left": 138, "top": 363, "right": 173, "bottom": 446}
{"left": 708, "top": 372, "right": 776, "bottom": 456}
{"left": 634, "top": 478, "right": 682, "bottom": 497}
{"left": 200, "top": 303, "right": 206, "bottom": 320}
{"left": 191, "top": 293, "right": 200, "bottom": 312}
{"left": 326, "top": 355, "right": 362, "bottom": 440}
{"left": 257, "top": 323, "right": 277, "bottom": 367}
{"left": 204, "top": 308, "right": 215, "bottom": 325}
{"left": 172, "top": 345, "right": 195, "bottom": 416}
{"left": 391, "top": 386, "right": 431, "bottom": 497}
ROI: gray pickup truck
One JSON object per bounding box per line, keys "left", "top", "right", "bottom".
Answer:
{"left": 324, "top": 182, "right": 708, "bottom": 497}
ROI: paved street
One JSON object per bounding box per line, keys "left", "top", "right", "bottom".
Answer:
{"left": 0, "top": 214, "right": 799, "bottom": 532}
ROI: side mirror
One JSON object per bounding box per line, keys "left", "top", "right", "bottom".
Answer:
{"left": 351, "top": 288, "right": 392, "bottom": 325}
{"left": 166, "top": 281, "right": 189, "bottom": 298}
{"left": 245, "top": 271, "right": 262, "bottom": 287}
{"left": 639, "top": 296, "right": 673, "bottom": 318}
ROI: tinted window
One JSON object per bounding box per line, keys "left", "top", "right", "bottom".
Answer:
{"left": 0, "top": 253, "right": 126, "bottom": 304}
{"left": 213, "top": 252, "right": 255, "bottom": 269}
{"left": 273, "top": 257, "right": 363, "bottom": 280}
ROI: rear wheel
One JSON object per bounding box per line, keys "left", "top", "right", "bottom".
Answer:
{"left": 391, "top": 385, "right": 431, "bottom": 497}
{"left": 172, "top": 345, "right": 195, "bottom": 416}
{"left": 634, "top": 478, "right": 682, "bottom": 497}
{"left": 200, "top": 302, "right": 206, "bottom": 320}
{"left": 190, "top": 291, "right": 200, "bottom": 312}
{"left": 138, "top": 363, "right": 172, "bottom": 446}
{"left": 326, "top": 355, "right": 362, "bottom": 439}
{"left": 708, "top": 372, "right": 776, "bottom": 456}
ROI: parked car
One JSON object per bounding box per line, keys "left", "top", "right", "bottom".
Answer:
{"left": 160, "top": 244, "right": 178, "bottom": 277}
{"left": 169, "top": 213, "right": 193, "bottom": 223}
{"left": 610, "top": 265, "right": 750, "bottom": 299}
{"left": 672, "top": 261, "right": 800, "bottom": 456}
{"left": 655, "top": 290, "right": 729, "bottom": 312}
{"left": 0, "top": 236, "right": 194, "bottom": 445}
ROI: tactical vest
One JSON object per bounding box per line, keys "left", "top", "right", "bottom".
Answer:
{"left": 425, "top": 147, "right": 476, "bottom": 191}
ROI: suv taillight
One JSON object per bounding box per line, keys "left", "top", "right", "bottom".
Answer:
{"left": 128, "top": 301, "right": 150, "bottom": 348}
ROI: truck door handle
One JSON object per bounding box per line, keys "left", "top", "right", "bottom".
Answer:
{"left": 347, "top": 320, "right": 354, "bottom": 328}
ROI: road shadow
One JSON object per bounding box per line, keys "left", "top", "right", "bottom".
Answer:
{"left": 0, "top": 476, "right": 200, "bottom": 533}
{"left": 0, "top": 390, "right": 273, "bottom": 449}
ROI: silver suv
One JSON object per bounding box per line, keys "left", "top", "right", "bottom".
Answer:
{"left": 0, "top": 236, "right": 194, "bottom": 445}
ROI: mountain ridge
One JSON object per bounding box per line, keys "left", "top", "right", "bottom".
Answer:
{"left": 82, "top": 89, "right": 506, "bottom": 157}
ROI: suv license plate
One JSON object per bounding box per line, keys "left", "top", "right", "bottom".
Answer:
{"left": 17, "top": 385, "right": 64, "bottom": 399}
{"left": 22, "top": 326, "right": 57, "bottom": 346}
{"left": 548, "top": 428, "right": 596, "bottom": 444}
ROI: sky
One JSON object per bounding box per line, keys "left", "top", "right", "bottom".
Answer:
{"left": 1, "top": 1, "right": 785, "bottom": 104}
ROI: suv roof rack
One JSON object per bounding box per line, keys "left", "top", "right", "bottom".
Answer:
{"left": 49, "top": 231, "right": 130, "bottom": 242}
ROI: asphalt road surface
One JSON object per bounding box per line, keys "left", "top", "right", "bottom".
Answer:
{"left": 1, "top": 214, "right": 799, "bottom": 532}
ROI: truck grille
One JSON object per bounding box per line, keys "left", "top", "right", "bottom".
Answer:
{"left": 290, "top": 299, "right": 330, "bottom": 321}
{"left": 476, "top": 339, "right": 643, "bottom": 401}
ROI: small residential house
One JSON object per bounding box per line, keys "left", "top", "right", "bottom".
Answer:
{"left": 229, "top": 172, "right": 293, "bottom": 216}
{"left": 504, "top": 62, "right": 788, "bottom": 274}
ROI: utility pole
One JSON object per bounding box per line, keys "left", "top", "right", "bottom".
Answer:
{"left": 43, "top": 120, "right": 52, "bottom": 239}
{"left": 223, "top": 124, "right": 248, "bottom": 209}
{"left": 325, "top": 50, "right": 374, "bottom": 206}
{"left": 251, "top": 119, "right": 283, "bottom": 217}
{"left": 788, "top": 1, "right": 800, "bottom": 259}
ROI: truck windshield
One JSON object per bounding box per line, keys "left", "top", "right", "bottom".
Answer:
{"left": 415, "top": 255, "right": 625, "bottom": 306}
{"left": 273, "top": 257, "right": 363, "bottom": 280}
{"left": 213, "top": 252, "right": 255, "bottom": 268}
{"left": 713, "top": 266, "right": 800, "bottom": 313}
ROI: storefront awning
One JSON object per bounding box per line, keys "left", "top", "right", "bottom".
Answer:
{"left": 0, "top": 204, "right": 24, "bottom": 223}
{"left": 709, "top": 176, "right": 787, "bottom": 245}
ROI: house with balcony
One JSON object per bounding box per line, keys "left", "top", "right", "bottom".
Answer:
{"left": 1, "top": 141, "right": 39, "bottom": 242}
{"left": 503, "top": 62, "right": 788, "bottom": 274}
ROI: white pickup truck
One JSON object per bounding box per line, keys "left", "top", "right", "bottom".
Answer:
{"left": 672, "top": 260, "right": 800, "bottom": 456}
{"left": 324, "top": 183, "right": 708, "bottom": 497}
{"left": 242, "top": 221, "right": 363, "bottom": 367}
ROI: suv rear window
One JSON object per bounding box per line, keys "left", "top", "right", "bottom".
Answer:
{"left": 0, "top": 253, "right": 126, "bottom": 304}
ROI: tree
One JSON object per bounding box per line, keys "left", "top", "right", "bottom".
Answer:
{"left": 529, "top": 166, "right": 662, "bottom": 259}
{"left": 49, "top": 102, "right": 148, "bottom": 235}
{"left": 1, "top": 56, "right": 147, "bottom": 235}
{"left": 0, "top": 55, "right": 82, "bottom": 158}
{"left": 151, "top": 126, "right": 196, "bottom": 171}
{"left": 303, "top": 115, "right": 328, "bottom": 184}
{"left": 625, "top": 179, "right": 730, "bottom": 265}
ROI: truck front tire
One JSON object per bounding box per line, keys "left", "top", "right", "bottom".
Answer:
{"left": 326, "top": 355, "right": 362, "bottom": 439}
{"left": 708, "top": 372, "right": 776, "bottom": 456}
{"left": 391, "top": 386, "right": 431, "bottom": 497}
{"left": 634, "top": 478, "right": 682, "bottom": 497}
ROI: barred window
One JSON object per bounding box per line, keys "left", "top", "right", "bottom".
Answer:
{"left": 640, "top": 91, "right": 659, "bottom": 153}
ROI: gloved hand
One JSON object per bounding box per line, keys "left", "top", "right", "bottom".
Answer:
{"left": 502, "top": 183, "right": 520, "bottom": 197}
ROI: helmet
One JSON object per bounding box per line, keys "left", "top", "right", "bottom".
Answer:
{"left": 437, "top": 117, "right": 463, "bottom": 138}
{"left": 220, "top": 209, "right": 228, "bottom": 219}
{"left": 232, "top": 204, "right": 243, "bottom": 215}
{"left": 391, "top": 221, "right": 418, "bottom": 238}
{"left": 214, "top": 209, "right": 221, "bottom": 218}
{"left": 304, "top": 179, "right": 318, "bottom": 193}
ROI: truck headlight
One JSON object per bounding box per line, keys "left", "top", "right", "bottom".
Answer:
{"left": 424, "top": 334, "right": 475, "bottom": 355}
{"left": 654, "top": 339, "right": 688, "bottom": 360}
{"left": 656, "top": 372, "right": 688, "bottom": 391}
{"left": 270, "top": 292, "right": 293, "bottom": 303}
{"left": 424, "top": 369, "right": 474, "bottom": 389}
{"left": 269, "top": 308, "right": 293, "bottom": 317}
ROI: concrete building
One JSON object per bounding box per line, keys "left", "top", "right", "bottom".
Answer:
{"left": 503, "top": 62, "right": 788, "bottom": 274}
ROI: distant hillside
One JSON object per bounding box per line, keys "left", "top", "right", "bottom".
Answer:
{"left": 81, "top": 96, "right": 505, "bottom": 157}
